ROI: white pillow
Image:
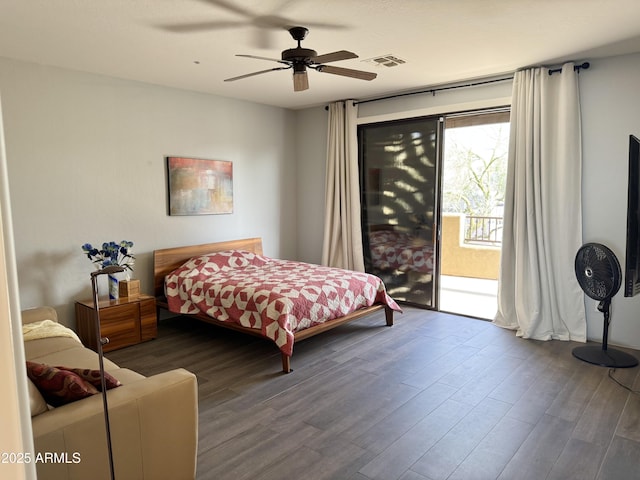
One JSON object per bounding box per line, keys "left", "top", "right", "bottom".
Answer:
{"left": 27, "top": 378, "right": 49, "bottom": 416}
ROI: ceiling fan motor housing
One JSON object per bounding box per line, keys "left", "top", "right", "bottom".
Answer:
{"left": 282, "top": 48, "right": 317, "bottom": 63}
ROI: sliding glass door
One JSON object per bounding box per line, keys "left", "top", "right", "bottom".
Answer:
{"left": 358, "top": 116, "right": 442, "bottom": 308}
{"left": 358, "top": 108, "right": 508, "bottom": 313}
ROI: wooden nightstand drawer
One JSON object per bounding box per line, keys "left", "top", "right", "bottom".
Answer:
{"left": 99, "top": 303, "right": 141, "bottom": 350}
{"left": 75, "top": 294, "right": 157, "bottom": 352}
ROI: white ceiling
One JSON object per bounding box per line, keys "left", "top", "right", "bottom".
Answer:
{"left": 1, "top": 0, "right": 640, "bottom": 110}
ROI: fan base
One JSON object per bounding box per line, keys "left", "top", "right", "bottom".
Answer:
{"left": 572, "top": 345, "right": 638, "bottom": 368}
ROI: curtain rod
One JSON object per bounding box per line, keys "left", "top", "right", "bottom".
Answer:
{"left": 353, "top": 76, "right": 513, "bottom": 106}
{"left": 548, "top": 61, "right": 590, "bottom": 75}
{"left": 331, "top": 61, "right": 590, "bottom": 108}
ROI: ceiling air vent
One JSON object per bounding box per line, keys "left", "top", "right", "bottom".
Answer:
{"left": 363, "top": 55, "right": 406, "bottom": 68}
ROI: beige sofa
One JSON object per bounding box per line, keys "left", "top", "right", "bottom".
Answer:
{"left": 22, "top": 306, "right": 198, "bottom": 480}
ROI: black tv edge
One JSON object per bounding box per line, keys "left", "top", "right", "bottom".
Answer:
{"left": 624, "top": 134, "right": 640, "bottom": 297}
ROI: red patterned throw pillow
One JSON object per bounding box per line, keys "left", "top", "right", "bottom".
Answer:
{"left": 25, "top": 362, "right": 121, "bottom": 407}
{"left": 26, "top": 361, "right": 98, "bottom": 407}
{"left": 62, "top": 367, "right": 122, "bottom": 390}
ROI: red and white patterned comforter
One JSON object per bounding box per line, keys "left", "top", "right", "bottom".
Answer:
{"left": 165, "top": 250, "right": 401, "bottom": 356}
{"left": 370, "top": 230, "right": 434, "bottom": 274}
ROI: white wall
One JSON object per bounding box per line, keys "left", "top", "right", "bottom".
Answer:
{"left": 0, "top": 57, "right": 296, "bottom": 327}
{"left": 294, "top": 106, "right": 328, "bottom": 265}
{"left": 580, "top": 52, "right": 640, "bottom": 349}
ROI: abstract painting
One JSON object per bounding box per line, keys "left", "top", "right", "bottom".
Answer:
{"left": 166, "top": 157, "right": 233, "bottom": 215}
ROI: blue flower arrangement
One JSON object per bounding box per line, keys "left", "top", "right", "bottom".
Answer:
{"left": 81, "top": 241, "right": 135, "bottom": 272}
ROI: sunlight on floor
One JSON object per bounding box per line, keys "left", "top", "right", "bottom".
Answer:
{"left": 439, "top": 275, "right": 498, "bottom": 320}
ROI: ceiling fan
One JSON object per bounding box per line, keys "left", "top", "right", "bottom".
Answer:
{"left": 224, "top": 26, "right": 377, "bottom": 92}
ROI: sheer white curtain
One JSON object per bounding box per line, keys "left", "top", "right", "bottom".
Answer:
{"left": 321, "top": 100, "right": 365, "bottom": 271}
{"left": 494, "top": 62, "right": 586, "bottom": 341}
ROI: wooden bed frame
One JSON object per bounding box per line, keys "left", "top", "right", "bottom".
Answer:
{"left": 153, "top": 237, "right": 394, "bottom": 373}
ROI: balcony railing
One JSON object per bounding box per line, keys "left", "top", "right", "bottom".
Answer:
{"left": 464, "top": 215, "right": 503, "bottom": 246}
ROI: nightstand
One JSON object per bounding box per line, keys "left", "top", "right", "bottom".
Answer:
{"left": 75, "top": 294, "right": 157, "bottom": 352}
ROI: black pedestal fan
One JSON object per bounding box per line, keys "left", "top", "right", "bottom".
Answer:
{"left": 573, "top": 243, "right": 638, "bottom": 368}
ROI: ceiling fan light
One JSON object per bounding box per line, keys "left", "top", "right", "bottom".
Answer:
{"left": 293, "top": 71, "right": 309, "bottom": 91}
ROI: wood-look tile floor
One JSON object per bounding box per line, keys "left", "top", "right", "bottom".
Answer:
{"left": 107, "top": 307, "right": 640, "bottom": 480}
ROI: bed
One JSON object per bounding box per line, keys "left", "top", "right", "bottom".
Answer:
{"left": 153, "top": 238, "right": 401, "bottom": 373}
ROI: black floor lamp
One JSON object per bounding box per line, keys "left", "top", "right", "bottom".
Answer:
{"left": 90, "top": 265, "right": 124, "bottom": 480}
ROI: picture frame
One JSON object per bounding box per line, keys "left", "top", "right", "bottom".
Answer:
{"left": 166, "top": 156, "right": 233, "bottom": 216}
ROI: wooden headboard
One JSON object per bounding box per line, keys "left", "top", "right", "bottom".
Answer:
{"left": 153, "top": 237, "right": 263, "bottom": 298}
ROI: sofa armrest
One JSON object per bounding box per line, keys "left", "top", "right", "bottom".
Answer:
{"left": 21, "top": 306, "right": 58, "bottom": 325}
{"left": 32, "top": 368, "right": 198, "bottom": 480}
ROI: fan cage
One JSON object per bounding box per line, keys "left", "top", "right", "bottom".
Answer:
{"left": 574, "top": 243, "right": 621, "bottom": 301}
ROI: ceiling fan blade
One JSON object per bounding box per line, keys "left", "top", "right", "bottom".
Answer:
{"left": 224, "top": 67, "right": 291, "bottom": 82}
{"left": 196, "top": 0, "right": 253, "bottom": 18}
{"left": 252, "top": 29, "right": 275, "bottom": 49}
{"left": 159, "top": 21, "right": 244, "bottom": 33}
{"left": 198, "top": 0, "right": 348, "bottom": 30}
{"left": 317, "top": 65, "right": 377, "bottom": 81}
{"left": 293, "top": 20, "right": 349, "bottom": 30}
{"left": 236, "top": 54, "right": 289, "bottom": 65}
{"left": 293, "top": 71, "right": 309, "bottom": 92}
{"left": 312, "top": 50, "right": 358, "bottom": 64}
